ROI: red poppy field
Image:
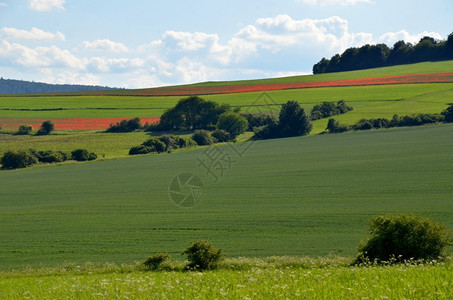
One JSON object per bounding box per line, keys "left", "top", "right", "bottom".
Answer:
{"left": 0, "top": 117, "right": 160, "bottom": 130}
{"left": 125, "top": 72, "right": 453, "bottom": 96}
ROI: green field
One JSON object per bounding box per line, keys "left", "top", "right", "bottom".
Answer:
{"left": 0, "top": 259, "right": 451, "bottom": 299}
{"left": 1, "top": 124, "right": 452, "bottom": 270}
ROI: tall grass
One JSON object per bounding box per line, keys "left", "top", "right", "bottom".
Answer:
{"left": 0, "top": 257, "right": 451, "bottom": 299}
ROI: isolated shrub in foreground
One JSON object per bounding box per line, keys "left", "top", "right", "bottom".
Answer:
{"left": 182, "top": 240, "right": 224, "bottom": 271}
{"left": 356, "top": 214, "right": 451, "bottom": 264}
{"left": 143, "top": 253, "right": 171, "bottom": 270}
{"left": 37, "top": 120, "right": 55, "bottom": 135}
{"left": 191, "top": 130, "right": 214, "bottom": 146}
{"left": 16, "top": 124, "right": 33, "bottom": 135}
{"left": 71, "top": 149, "right": 97, "bottom": 161}
{"left": 1, "top": 150, "right": 38, "bottom": 169}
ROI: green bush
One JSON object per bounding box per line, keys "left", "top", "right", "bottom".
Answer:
{"left": 216, "top": 112, "right": 248, "bottom": 138}
{"left": 32, "top": 150, "right": 68, "bottom": 163}
{"left": 356, "top": 214, "right": 451, "bottom": 264}
{"left": 191, "top": 130, "right": 214, "bottom": 146}
{"left": 143, "top": 253, "right": 171, "bottom": 270}
{"left": 1, "top": 150, "right": 38, "bottom": 169}
{"left": 106, "top": 117, "right": 143, "bottom": 133}
{"left": 182, "top": 240, "right": 224, "bottom": 271}
{"left": 211, "top": 129, "right": 232, "bottom": 143}
{"left": 311, "top": 100, "right": 353, "bottom": 120}
{"left": 441, "top": 104, "right": 453, "bottom": 123}
{"left": 326, "top": 118, "right": 350, "bottom": 133}
{"left": 129, "top": 145, "right": 152, "bottom": 155}
{"left": 142, "top": 138, "right": 167, "bottom": 153}
{"left": 37, "top": 120, "right": 55, "bottom": 135}
{"left": 16, "top": 124, "right": 33, "bottom": 135}
{"left": 71, "top": 149, "right": 97, "bottom": 161}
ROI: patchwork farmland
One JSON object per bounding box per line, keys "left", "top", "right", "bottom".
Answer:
{"left": 0, "top": 61, "right": 452, "bottom": 298}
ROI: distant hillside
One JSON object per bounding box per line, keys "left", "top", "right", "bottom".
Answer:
{"left": 313, "top": 32, "right": 453, "bottom": 74}
{"left": 0, "top": 78, "right": 117, "bottom": 94}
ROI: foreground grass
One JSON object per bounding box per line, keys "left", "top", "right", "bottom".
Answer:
{"left": 0, "top": 257, "right": 451, "bottom": 299}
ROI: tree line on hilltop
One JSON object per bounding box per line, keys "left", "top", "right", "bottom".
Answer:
{"left": 313, "top": 32, "right": 453, "bottom": 74}
{"left": 0, "top": 78, "right": 117, "bottom": 94}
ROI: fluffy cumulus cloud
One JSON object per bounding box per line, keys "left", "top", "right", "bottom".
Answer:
{"left": 378, "top": 30, "right": 444, "bottom": 46}
{"left": 80, "top": 39, "right": 129, "bottom": 53}
{"left": 300, "top": 0, "right": 371, "bottom": 6}
{"left": 0, "top": 15, "right": 445, "bottom": 88}
{"left": 0, "top": 27, "right": 65, "bottom": 41}
{"left": 28, "top": 0, "right": 65, "bottom": 12}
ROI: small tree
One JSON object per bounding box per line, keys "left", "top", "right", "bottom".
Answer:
{"left": 278, "top": 101, "right": 312, "bottom": 137}
{"left": 182, "top": 240, "right": 224, "bottom": 271}
{"left": 37, "top": 120, "right": 55, "bottom": 135}
{"left": 1, "top": 150, "right": 38, "bottom": 169}
{"left": 211, "top": 129, "right": 232, "bottom": 143}
{"left": 356, "top": 214, "right": 451, "bottom": 264}
{"left": 17, "top": 125, "right": 33, "bottom": 135}
{"left": 216, "top": 112, "right": 248, "bottom": 138}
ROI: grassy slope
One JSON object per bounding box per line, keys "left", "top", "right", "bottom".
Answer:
{"left": 0, "top": 124, "right": 452, "bottom": 269}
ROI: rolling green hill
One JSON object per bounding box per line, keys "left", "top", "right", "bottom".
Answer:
{"left": 0, "top": 124, "right": 452, "bottom": 269}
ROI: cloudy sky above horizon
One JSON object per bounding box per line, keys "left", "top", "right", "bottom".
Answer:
{"left": 0, "top": 0, "right": 452, "bottom": 88}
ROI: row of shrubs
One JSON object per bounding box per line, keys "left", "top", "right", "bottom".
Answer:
{"left": 326, "top": 105, "right": 453, "bottom": 133}
{"left": 311, "top": 100, "right": 353, "bottom": 120}
{"left": 142, "top": 214, "right": 451, "bottom": 272}
{"left": 129, "top": 129, "right": 235, "bottom": 155}
{"left": 0, "top": 148, "right": 97, "bottom": 170}
{"left": 14, "top": 120, "right": 55, "bottom": 135}
{"left": 143, "top": 240, "right": 224, "bottom": 271}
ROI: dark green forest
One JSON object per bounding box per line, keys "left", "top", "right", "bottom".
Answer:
{"left": 0, "top": 78, "right": 116, "bottom": 94}
{"left": 313, "top": 33, "right": 453, "bottom": 74}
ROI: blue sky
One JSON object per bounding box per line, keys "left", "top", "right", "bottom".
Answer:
{"left": 0, "top": 0, "right": 452, "bottom": 88}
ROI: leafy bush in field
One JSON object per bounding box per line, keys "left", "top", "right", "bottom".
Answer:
{"left": 356, "top": 214, "right": 451, "bottom": 264}
{"left": 441, "top": 104, "right": 453, "bottom": 123}
{"left": 37, "top": 120, "right": 54, "bottom": 135}
{"left": 192, "top": 130, "right": 214, "bottom": 146}
{"left": 31, "top": 149, "right": 68, "bottom": 163}
{"left": 182, "top": 240, "right": 224, "bottom": 271}
{"left": 241, "top": 112, "right": 277, "bottom": 131}
{"left": 142, "top": 138, "right": 167, "bottom": 153}
{"left": 16, "top": 125, "right": 33, "bottom": 135}
{"left": 71, "top": 149, "right": 97, "bottom": 161}
{"left": 216, "top": 112, "right": 248, "bottom": 138}
{"left": 106, "top": 117, "right": 143, "bottom": 133}
{"left": 326, "top": 118, "right": 350, "bottom": 133}
{"left": 211, "top": 129, "right": 232, "bottom": 143}
{"left": 1, "top": 150, "right": 38, "bottom": 169}
{"left": 143, "top": 253, "right": 171, "bottom": 270}
{"left": 128, "top": 145, "right": 153, "bottom": 155}
{"left": 311, "top": 100, "right": 353, "bottom": 120}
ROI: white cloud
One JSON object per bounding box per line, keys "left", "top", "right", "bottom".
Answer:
{"left": 0, "top": 27, "right": 65, "bottom": 41}
{"left": 80, "top": 39, "right": 129, "bottom": 53}
{"left": 378, "top": 30, "right": 444, "bottom": 45}
{"left": 28, "top": 0, "right": 65, "bottom": 12}
{"left": 0, "top": 3, "right": 7, "bottom": 7}
{"left": 300, "top": 0, "right": 371, "bottom": 6}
